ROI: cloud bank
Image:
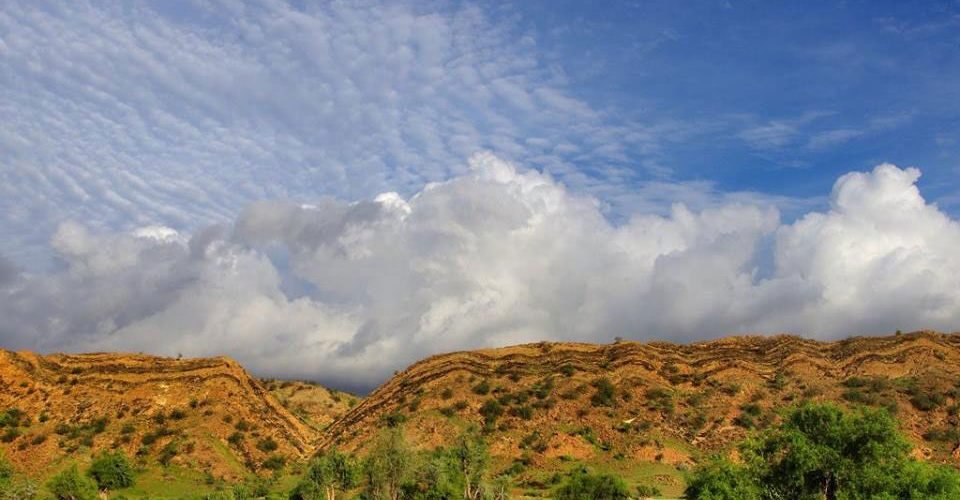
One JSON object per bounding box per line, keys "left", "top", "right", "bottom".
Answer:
{"left": 1, "top": 154, "right": 958, "bottom": 391}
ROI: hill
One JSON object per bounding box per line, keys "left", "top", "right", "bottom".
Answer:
{"left": 319, "top": 331, "right": 960, "bottom": 497}
{"left": 261, "top": 378, "right": 361, "bottom": 431}
{"left": 0, "top": 350, "right": 318, "bottom": 481}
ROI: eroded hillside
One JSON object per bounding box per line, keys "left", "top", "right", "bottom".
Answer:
{"left": 0, "top": 351, "right": 317, "bottom": 480}
{"left": 320, "top": 331, "right": 960, "bottom": 496}
{"left": 262, "top": 378, "right": 360, "bottom": 430}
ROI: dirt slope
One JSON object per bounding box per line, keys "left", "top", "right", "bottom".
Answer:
{"left": 0, "top": 350, "right": 317, "bottom": 480}
{"left": 262, "top": 378, "right": 360, "bottom": 431}
{"left": 320, "top": 331, "right": 960, "bottom": 493}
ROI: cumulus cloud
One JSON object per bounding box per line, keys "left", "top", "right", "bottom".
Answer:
{"left": 1, "top": 154, "right": 959, "bottom": 391}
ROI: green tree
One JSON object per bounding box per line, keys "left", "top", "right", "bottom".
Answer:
{"left": 684, "top": 456, "right": 760, "bottom": 500}
{"left": 740, "top": 403, "right": 908, "bottom": 499}
{"left": 554, "top": 467, "right": 630, "bottom": 500}
{"left": 686, "top": 402, "right": 960, "bottom": 500}
{"left": 399, "top": 451, "right": 460, "bottom": 500}
{"left": 87, "top": 450, "right": 135, "bottom": 490}
{"left": 363, "top": 429, "right": 413, "bottom": 500}
{"left": 290, "top": 449, "right": 358, "bottom": 500}
{"left": 46, "top": 465, "right": 99, "bottom": 500}
{"left": 452, "top": 428, "right": 488, "bottom": 500}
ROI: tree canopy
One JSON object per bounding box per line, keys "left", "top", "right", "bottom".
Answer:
{"left": 686, "top": 402, "right": 960, "bottom": 500}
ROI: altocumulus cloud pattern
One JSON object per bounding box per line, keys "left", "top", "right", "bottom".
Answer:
{"left": 2, "top": 153, "right": 960, "bottom": 390}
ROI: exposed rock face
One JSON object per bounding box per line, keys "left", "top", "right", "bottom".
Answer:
{"left": 0, "top": 350, "right": 317, "bottom": 479}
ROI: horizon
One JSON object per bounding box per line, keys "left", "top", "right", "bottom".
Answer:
{"left": 2, "top": 0, "right": 960, "bottom": 392}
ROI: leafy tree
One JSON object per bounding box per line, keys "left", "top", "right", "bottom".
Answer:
{"left": 363, "top": 429, "right": 413, "bottom": 500}
{"left": 452, "top": 428, "right": 488, "bottom": 500}
{"left": 87, "top": 450, "right": 135, "bottom": 490}
{"left": 399, "top": 451, "right": 460, "bottom": 500}
{"left": 554, "top": 467, "right": 630, "bottom": 500}
{"left": 290, "top": 449, "right": 358, "bottom": 500}
{"left": 740, "top": 403, "right": 909, "bottom": 499}
{"left": 686, "top": 402, "right": 960, "bottom": 500}
{"left": 46, "top": 465, "right": 99, "bottom": 500}
{"left": 684, "top": 457, "right": 760, "bottom": 500}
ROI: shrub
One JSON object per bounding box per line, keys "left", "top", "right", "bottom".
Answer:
{"left": 169, "top": 409, "right": 187, "bottom": 420}
{"left": 87, "top": 451, "right": 135, "bottom": 490}
{"left": 560, "top": 364, "right": 576, "bottom": 377}
{"left": 158, "top": 441, "right": 178, "bottom": 465}
{"left": 1, "top": 428, "right": 20, "bottom": 443}
{"left": 472, "top": 380, "right": 491, "bottom": 395}
{"left": 646, "top": 387, "right": 674, "bottom": 414}
{"left": 591, "top": 378, "right": 616, "bottom": 407}
{"left": 227, "top": 432, "right": 243, "bottom": 446}
{"left": 46, "top": 465, "right": 98, "bottom": 500}
{"left": 440, "top": 388, "right": 454, "bottom": 400}
{"left": 261, "top": 455, "right": 286, "bottom": 471}
{"left": 510, "top": 405, "right": 533, "bottom": 420}
{"left": 479, "top": 400, "right": 504, "bottom": 427}
{"left": 636, "top": 484, "right": 662, "bottom": 497}
{"left": 381, "top": 412, "right": 406, "bottom": 428}
{"left": 533, "top": 377, "right": 555, "bottom": 399}
{"left": 256, "top": 438, "right": 278, "bottom": 452}
{"left": 554, "top": 468, "right": 630, "bottom": 500}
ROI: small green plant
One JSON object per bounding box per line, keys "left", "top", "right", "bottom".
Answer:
{"left": 87, "top": 451, "right": 135, "bottom": 490}
{"left": 256, "top": 437, "right": 278, "bottom": 452}
{"left": 47, "top": 465, "right": 98, "bottom": 500}
{"left": 591, "top": 378, "right": 616, "bottom": 407}
{"left": 472, "top": 380, "right": 491, "bottom": 395}
{"left": 261, "top": 454, "right": 286, "bottom": 471}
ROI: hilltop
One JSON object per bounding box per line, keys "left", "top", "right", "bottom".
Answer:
{"left": 320, "top": 331, "right": 960, "bottom": 497}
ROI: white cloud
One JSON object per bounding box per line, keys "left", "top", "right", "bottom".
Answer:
{"left": 807, "top": 128, "right": 863, "bottom": 150}
{"left": 2, "top": 154, "right": 959, "bottom": 391}
{"left": 0, "top": 1, "right": 669, "bottom": 270}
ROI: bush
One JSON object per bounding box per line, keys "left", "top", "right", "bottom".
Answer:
{"left": 227, "top": 432, "right": 243, "bottom": 446}
{"left": 88, "top": 451, "right": 135, "bottom": 490}
{"left": 591, "top": 378, "right": 616, "bottom": 407}
{"left": 636, "top": 484, "right": 662, "bottom": 498}
{"left": 256, "top": 438, "right": 278, "bottom": 452}
{"left": 509, "top": 405, "right": 533, "bottom": 420}
{"left": 554, "top": 468, "right": 630, "bottom": 500}
{"left": 47, "top": 465, "right": 98, "bottom": 500}
{"left": 685, "top": 456, "right": 760, "bottom": 500}
{"left": 261, "top": 454, "right": 286, "bottom": 471}
{"left": 479, "top": 400, "right": 503, "bottom": 427}
{"left": 472, "top": 380, "right": 491, "bottom": 396}
{"left": 645, "top": 387, "right": 674, "bottom": 414}
{"left": 158, "top": 441, "right": 178, "bottom": 465}
{"left": 381, "top": 412, "right": 406, "bottom": 428}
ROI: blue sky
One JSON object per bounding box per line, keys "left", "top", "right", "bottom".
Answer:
{"left": 1, "top": 0, "right": 959, "bottom": 386}
{"left": 501, "top": 0, "right": 960, "bottom": 206}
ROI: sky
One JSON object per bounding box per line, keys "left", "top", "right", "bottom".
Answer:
{"left": 1, "top": 0, "right": 959, "bottom": 391}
